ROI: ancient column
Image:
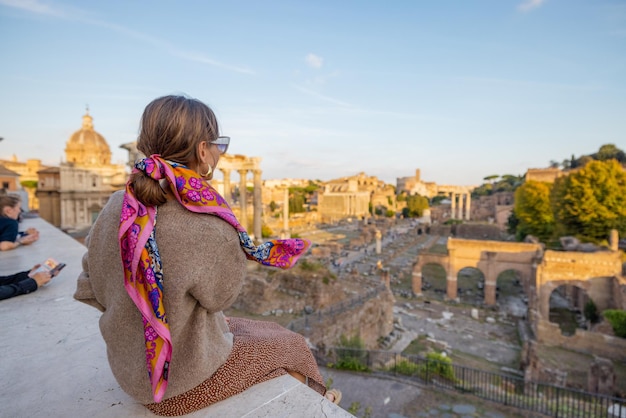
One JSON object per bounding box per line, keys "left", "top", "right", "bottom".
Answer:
{"left": 238, "top": 169, "right": 248, "bottom": 231}
{"left": 457, "top": 193, "right": 464, "bottom": 220}
{"left": 465, "top": 193, "right": 471, "bottom": 220}
{"left": 281, "top": 187, "right": 290, "bottom": 239}
{"left": 446, "top": 249, "right": 458, "bottom": 300}
{"left": 375, "top": 229, "right": 382, "bottom": 254}
{"left": 450, "top": 192, "right": 456, "bottom": 220}
{"left": 381, "top": 268, "right": 391, "bottom": 289}
{"left": 412, "top": 264, "right": 422, "bottom": 296}
{"left": 222, "top": 168, "right": 232, "bottom": 204}
{"left": 484, "top": 252, "right": 497, "bottom": 306}
{"left": 252, "top": 169, "right": 262, "bottom": 241}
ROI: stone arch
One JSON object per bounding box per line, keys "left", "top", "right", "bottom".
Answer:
{"left": 548, "top": 282, "right": 592, "bottom": 336}
{"left": 415, "top": 262, "right": 448, "bottom": 300}
{"left": 412, "top": 253, "right": 449, "bottom": 296}
{"left": 495, "top": 269, "right": 527, "bottom": 317}
{"left": 456, "top": 266, "right": 485, "bottom": 305}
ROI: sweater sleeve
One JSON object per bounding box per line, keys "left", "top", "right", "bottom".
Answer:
{"left": 73, "top": 242, "right": 106, "bottom": 312}
{"left": 0, "top": 272, "right": 38, "bottom": 301}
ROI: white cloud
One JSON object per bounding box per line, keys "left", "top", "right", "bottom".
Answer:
{"left": 292, "top": 84, "right": 351, "bottom": 107}
{"left": 0, "top": 0, "right": 254, "bottom": 75}
{"left": 0, "top": 0, "right": 70, "bottom": 17}
{"left": 305, "top": 53, "right": 324, "bottom": 69}
{"left": 518, "top": 0, "right": 546, "bottom": 12}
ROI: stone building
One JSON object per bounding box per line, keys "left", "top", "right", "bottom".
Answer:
{"left": 318, "top": 172, "right": 389, "bottom": 223}
{"left": 36, "top": 111, "right": 127, "bottom": 231}
{"left": 397, "top": 169, "right": 475, "bottom": 221}
{"left": 0, "top": 164, "right": 20, "bottom": 192}
{"left": 469, "top": 191, "right": 514, "bottom": 230}
{"left": 0, "top": 156, "right": 50, "bottom": 210}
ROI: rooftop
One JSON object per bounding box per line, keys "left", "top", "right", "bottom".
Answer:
{"left": 0, "top": 216, "right": 353, "bottom": 417}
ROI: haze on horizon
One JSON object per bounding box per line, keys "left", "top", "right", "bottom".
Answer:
{"left": 0, "top": 0, "right": 624, "bottom": 186}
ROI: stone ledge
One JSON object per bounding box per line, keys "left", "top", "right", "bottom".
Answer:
{"left": 0, "top": 217, "right": 353, "bottom": 417}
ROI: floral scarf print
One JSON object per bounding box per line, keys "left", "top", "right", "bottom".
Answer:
{"left": 119, "top": 154, "right": 311, "bottom": 403}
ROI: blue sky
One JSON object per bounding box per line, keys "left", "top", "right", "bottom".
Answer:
{"left": 0, "top": 0, "right": 624, "bottom": 186}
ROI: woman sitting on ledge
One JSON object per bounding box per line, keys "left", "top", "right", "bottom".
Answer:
{"left": 74, "top": 95, "right": 339, "bottom": 416}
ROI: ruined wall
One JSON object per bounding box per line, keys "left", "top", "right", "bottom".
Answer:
{"left": 536, "top": 319, "right": 626, "bottom": 361}
{"left": 455, "top": 224, "right": 505, "bottom": 240}
{"left": 304, "top": 288, "right": 396, "bottom": 350}
{"left": 232, "top": 268, "right": 345, "bottom": 315}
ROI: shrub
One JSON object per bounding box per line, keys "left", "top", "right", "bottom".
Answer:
{"left": 333, "top": 335, "right": 370, "bottom": 372}
{"left": 419, "top": 352, "right": 456, "bottom": 382}
{"left": 261, "top": 224, "right": 273, "bottom": 238}
{"left": 603, "top": 310, "right": 626, "bottom": 338}
{"left": 584, "top": 300, "right": 599, "bottom": 324}
{"left": 390, "top": 358, "right": 420, "bottom": 376}
{"left": 299, "top": 259, "right": 321, "bottom": 272}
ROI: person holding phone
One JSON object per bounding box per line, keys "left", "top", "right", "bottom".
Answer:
{"left": 0, "top": 264, "right": 53, "bottom": 301}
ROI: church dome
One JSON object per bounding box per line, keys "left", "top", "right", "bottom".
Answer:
{"left": 65, "top": 110, "right": 112, "bottom": 166}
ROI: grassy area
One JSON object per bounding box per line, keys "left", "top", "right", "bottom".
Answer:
{"left": 427, "top": 243, "right": 448, "bottom": 254}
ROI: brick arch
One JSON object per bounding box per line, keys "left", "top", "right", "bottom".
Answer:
{"left": 412, "top": 254, "right": 448, "bottom": 296}
{"left": 540, "top": 280, "right": 592, "bottom": 320}
{"left": 455, "top": 266, "right": 486, "bottom": 305}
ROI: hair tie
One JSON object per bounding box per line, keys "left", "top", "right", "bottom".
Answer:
{"left": 134, "top": 155, "right": 165, "bottom": 180}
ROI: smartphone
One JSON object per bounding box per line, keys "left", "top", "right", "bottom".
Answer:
{"left": 50, "top": 263, "right": 66, "bottom": 277}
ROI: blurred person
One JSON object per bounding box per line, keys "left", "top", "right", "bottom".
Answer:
{"left": 74, "top": 95, "right": 340, "bottom": 416}
{"left": 0, "top": 195, "right": 39, "bottom": 251}
{"left": 0, "top": 264, "right": 52, "bottom": 301}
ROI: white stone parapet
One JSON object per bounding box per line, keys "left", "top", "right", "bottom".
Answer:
{"left": 0, "top": 217, "right": 353, "bottom": 418}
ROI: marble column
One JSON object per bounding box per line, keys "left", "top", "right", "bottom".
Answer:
{"left": 238, "top": 169, "right": 248, "bottom": 231}
{"left": 222, "top": 168, "right": 232, "bottom": 204}
{"left": 465, "top": 193, "right": 471, "bottom": 220}
{"left": 281, "top": 187, "right": 290, "bottom": 239}
{"left": 375, "top": 229, "right": 382, "bottom": 254}
{"left": 446, "top": 250, "right": 457, "bottom": 300}
{"left": 252, "top": 169, "right": 262, "bottom": 241}
{"left": 412, "top": 267, "right": 423, "bottom": 296}
{"left": 450, "top": 192, "right": 456, "bottom": 219}
{"left": 458, "top": 194, "right": 464, "bottom": 220}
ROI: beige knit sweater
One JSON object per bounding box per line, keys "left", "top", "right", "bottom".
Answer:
{"left": 74, "top": 190, "right": 246, "bottom": 404}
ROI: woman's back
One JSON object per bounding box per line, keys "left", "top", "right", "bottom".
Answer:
{"left": 80, "top": 190, "right": 246, "bottom": 403}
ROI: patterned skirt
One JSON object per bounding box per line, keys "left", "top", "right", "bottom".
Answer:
{"left": 145, "top": 317, "right": 326, "bottom": 416}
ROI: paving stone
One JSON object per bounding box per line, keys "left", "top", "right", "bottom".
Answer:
{"left": 452, "top": 404, "right": 476, "bottom": 414}
{"left": 388, "top": 413, "right": 408, "bottom": 418}
{"left": 484, "top": 412, "right": 506, "bottom": 418}
{"left": 438, "top": 404, "right": 452, "bottom": 411}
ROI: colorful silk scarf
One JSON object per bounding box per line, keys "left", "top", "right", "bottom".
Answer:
{"left": 119, "top": 155, "right": 311, "bottom": 403}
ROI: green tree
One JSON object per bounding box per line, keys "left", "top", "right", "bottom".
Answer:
{"left": 289, "top": 192, "right": 305, "bottom": 213}
{"left": 513, "top": 180, "right": 555, "bottom": 242}
{"left": 430, "top": 195, "right": 447, "bottom": 205}
{"left": 483, "top": 174, "right": 499, "bottom": 183}
{"left": 593, "top": 143, "right": 626, "bottom": 163}
{"left": 551, "top": 159, "right": 626, "bottom": 242}
{"left": 603, "top": 310, "right": 626, "bottom": 338}
{"left": 269, "top": 200, "right": 278, "bottom": 212}
{"left": 405, "top": 194, "right": 429, "bottom": 217}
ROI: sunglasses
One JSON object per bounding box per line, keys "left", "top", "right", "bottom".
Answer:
{"left": 209, "top": 136, "right": 230, "bottom": 155}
